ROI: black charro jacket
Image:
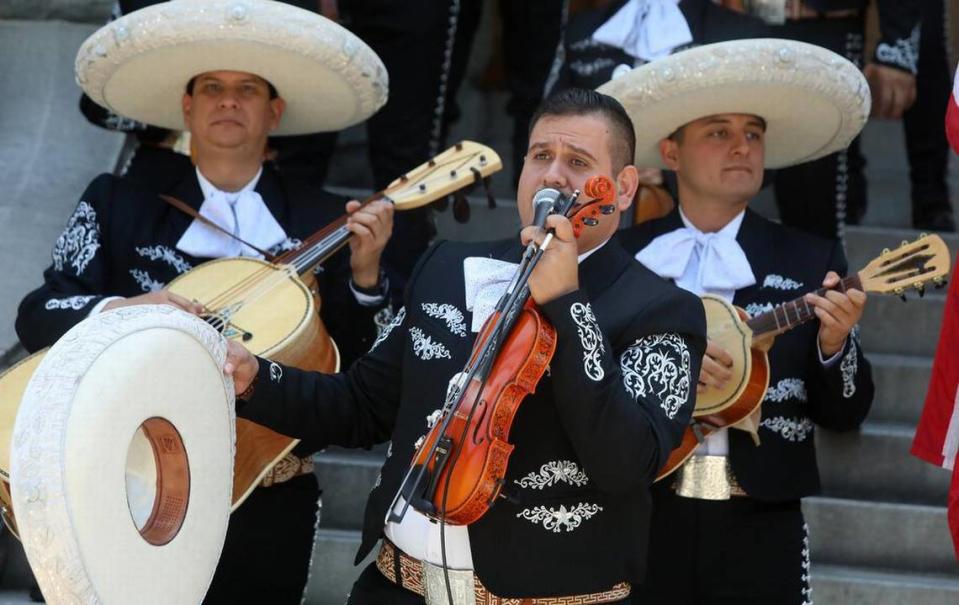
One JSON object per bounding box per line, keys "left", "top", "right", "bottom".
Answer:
{"left": 620, "top": 208, "right": 874, "bottom": 501}
{"left": 238, "top": 236, "right": 707, "bottom": 597}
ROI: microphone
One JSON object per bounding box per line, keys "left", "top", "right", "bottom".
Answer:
{"left": 531, "top": 188, "right": 562, "bottom": 229}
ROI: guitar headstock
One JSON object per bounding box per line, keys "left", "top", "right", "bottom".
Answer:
{"left": 383, "top": 141, "right": 502, "bottom": 211}
{"left": 858, "top": 234, "right": 951, "bottom": 297}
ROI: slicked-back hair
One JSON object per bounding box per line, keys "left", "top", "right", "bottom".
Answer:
{"left": 186, "top": 75, "right": 279, "bottom": 100}
{"left": 528, "top": 88, "right": 636, "bottom": 172}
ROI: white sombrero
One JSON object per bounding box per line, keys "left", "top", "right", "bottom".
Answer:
{"left": 597, "top": 39, "right": 870, "bottom": 169}
{"left": 75, "top": 0, "right": 388, "bottom": 135}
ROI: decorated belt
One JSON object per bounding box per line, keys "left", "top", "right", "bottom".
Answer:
{"left": 721, "top": 0, "right": 859, "bottom": 24}
{"left": 376, "top": 539, "right": 631, "bottom": 605}
{"left": 260, "top": 452, "right": 314, "bottom": 487}
{"left": 673, "top": 455, "right": 748, "bottom": 500}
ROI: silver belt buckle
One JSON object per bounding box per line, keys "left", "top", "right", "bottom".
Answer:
{"left": 423, "top": 561, "right": 476, "bottom": 605}
{"left": 675, "top": 455, "right": 732, "bottom": 500}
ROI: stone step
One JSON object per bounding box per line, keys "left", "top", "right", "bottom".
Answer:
{"left": 869, "top": 353, "right": 932, "bottom": 425}
{"left": 0, "top": 591, "right": 33, "bottom": 605}
{"left": 302, "top": 528, "right": 373, "bottom": 605}
{"left": 859, "top": 293, "right": 945, "bottom": 357}
{"left": 314, "top": 449, "right": 383, "bottom": 531}
{"left": 804, "top": 497, "right": 959, "bottom": 577}
{"left": 812, "top": 564, "right": 959, "bottom": 605}
{"left": 817, "top": 423, "right": 949, "bottom": 506}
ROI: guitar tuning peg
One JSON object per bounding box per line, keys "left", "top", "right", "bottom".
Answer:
{"left": 934, "top": 277, "right": 948, "bottom": 289}
{"left": 882, "top": 247, "right": 890, "bottom": 256}
{"left": 901, "top": 240, "right": 909, "bottom": 247}
{"left": 894, "top": 287, "right": 906, "bottom": 302}
{"left": 915, "top": 283, "right": 925, "bottom": 298}
{"left": 919, "top": 232, "right": 929, "bottom": 239}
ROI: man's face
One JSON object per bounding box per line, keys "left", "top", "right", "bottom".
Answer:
{"left": 182, "top": 70, "right": 285, "bottom": 154}
{"left": 660, "top": 113, "right": 766, "bottom": 204}
{"left": 517, "top": 113, "right": 636, "bottom": 253}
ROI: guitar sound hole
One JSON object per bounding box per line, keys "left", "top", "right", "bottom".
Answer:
{"left": 124, "top": 417, "right": 190, "bottom": 546}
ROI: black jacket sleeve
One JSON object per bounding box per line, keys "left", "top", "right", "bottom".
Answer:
{"left": 873, "top": 0, "right": 920, "bottom": 74}
{"left": 15, "top": 174, "right": 116, "bottom": 353}
{"left": 538, "top": 287, "right": 706, "bottom": 491}
{"left": 805, "top": 240, "right": 874, "bottom": 431}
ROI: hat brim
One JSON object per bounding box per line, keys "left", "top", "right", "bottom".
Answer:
{"left": 76, "top": 0, "right": 388, "bottom": 135}
{"left": 597, "top": 39, "right": 870, "bottom": 169}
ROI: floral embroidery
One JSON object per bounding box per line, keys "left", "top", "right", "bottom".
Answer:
{"left": 53, "top": 201, "right": 100, "bottom": 275}
{"left": 570, "top": 302, "right": 605, "bottom": 381}
{"left": 762, "top": 274, "right": 803, "bottom": 291}
{"left": 44, "top": 295, "right": 96, "bottom": 311}
{"left": 129, "top": 269, "right": 165, "bottom": 292}
{"left": 136, "top": 245, "right": 192, "bottom": 274}
{"left": 268, "top": 237, "right": 303, "bottom": 256}
{"left": 515, "top": 460, "right": 589, "bottom": 490}
{"left": 840, "top": 325, "right": 860, "bottom": 398}
{"left": 570, "top": 57, "right": 617, "bottom": 77}
{"left": 761, "top": 416, "right": 813, "bottom": 442}
{"left": 269, "top": 362, "right": 283, "bottom": 383}
{"left": 421, "top": 303, "right": 466, "bottom": 337}
{"left": 801, "top": 522, "right": 812, "bottom": 604}
{"left": 764, "top": 378, "right": 807, "bottom": 403}
{"left": 875, "top": 26, "right": 919, "bottom": 74}
{"left": 517, "top": 503, "right": 602, "bottom": 533}
{"left": 409, "top": 327, "right": 451, "bottom": 361}
{"left": 620, "top": 333, "right": 691, "bottom": 419}
{"left": 745, "top": 302, "right": 774, "bottom": 317}
{"left": 371, "top": 307, "right": 405, "bottom": 351}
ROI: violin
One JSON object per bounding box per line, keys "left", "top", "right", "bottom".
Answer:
{"left": 386, "top": 175, "right": 617, "bottom": 527}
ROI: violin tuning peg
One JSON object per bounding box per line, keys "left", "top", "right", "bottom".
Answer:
{"left": 599, "top": 204, "right": 616, "bottom": 215}
{"left": 583, "top": 217, "right": 600, "bottom": 227}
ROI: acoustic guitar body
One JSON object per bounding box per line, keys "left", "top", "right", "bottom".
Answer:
{"left": 655, "top": 296, "right": 771, "bottom": 481}
{"left": 167, "top": 257, "right": 340, "bottom": 507}
{"left": 0, "top": 351, "right": 45, "bottom": 536}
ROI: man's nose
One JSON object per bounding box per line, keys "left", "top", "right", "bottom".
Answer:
{"left": 730, "top": 132, "right": 750, "bottom": 157}
{"left": 218, "top": 89, "right": 240, "bottom": 108}
{"left": 542, "top": 160, "right": 568, "bottom": 189}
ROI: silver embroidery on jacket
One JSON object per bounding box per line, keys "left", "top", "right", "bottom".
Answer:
{"left": 515, "top": 460, "right": 589, "bottom": 490}
{"left": 409, "top": 327, "right": 451, "bottom": 361}
{"left": 371, "top": 307, "right": 405, "bottom": 351}
{"left": 620, "top": 333, "right": 691, "bottom": 419}
{"left": 269, "top": 362, "right": 283, "bottom": 383}
{"left": 129, "top": 269, "right": 165, "bottom": 292}
{"left": 762, "top": 274, "right": 803, "bottom": 291}
{"left": 875, "top": 26, "right": 920, "bottom": 73}
{"left": 268, "top": 237, "right": 304, "bottom": 255}
{"left": 517, "top": 503, "right": 602, "bottom": 533}
{"left": 570, "top": 302, "right": 605, "bottom": 381}
{"left": 761, "top": 416, "right": 813, "bottom": 442}
{"left": 421, "top": 303, "right": 467, "bottom": 337}
{"left": 53, "top": 201, "right": 100, "bottom": 275}
{"left": 764, "top": 378, "right": 807, "bottom": 403}
{"left": 135, "top": 245, "right": 192, "bottom": 274}
{"left": 840, "top": 325, "right": 860, "bottom": 398}
{"left": 44, "top": 295, "right": 96, "bottom": 311}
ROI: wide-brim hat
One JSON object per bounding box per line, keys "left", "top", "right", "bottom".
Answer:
{"left": 75, "top": 0, "right": 388, "bottom": 135}
{"left": 597, "top": 39, "right": 870, "bottom": 169}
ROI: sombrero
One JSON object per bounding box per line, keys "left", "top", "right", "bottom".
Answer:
{"left": 597, "top": 39, "right": 871, "bottom": 169}
{"left": 75, "top": 0, "right": 388, "bottom": 135}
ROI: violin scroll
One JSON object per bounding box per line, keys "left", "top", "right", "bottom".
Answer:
{"left": 571, "top": 175, "right": 616, "bottom": 238}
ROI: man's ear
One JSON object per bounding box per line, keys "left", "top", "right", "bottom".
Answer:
{"left": 181, "top": 93, "right": 192, "bottom": 130}
{"left": 615, "top": 165, "right": 640, "bottom": 212}
{"left": 659, "top": 138, "right": 680, "bottom": 171}
{"left": 268, "top": 97, "right": 286, "bottom": 132}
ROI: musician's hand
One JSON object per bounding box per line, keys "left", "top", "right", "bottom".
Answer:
{"left": 224, "top": 339, "right": 259, "bottom": 398}
{"left": 698, "top": 339, "right": 734, "bottom": 394}
{"left": 102, "top": 291, "right": 205, "bottom": 315}
{"left": 864, "top": 63, "right": 917, "bottom": 119}
{"left": 346, "top": 199, "right": 394, "bottom": 288}
{"left": 805, "top": 271, "right": 867, "bottom": 357}
{"left": 520, "top": 214, "right": 579, "bottom": 305}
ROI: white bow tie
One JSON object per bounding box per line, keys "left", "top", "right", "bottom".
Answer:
{"left": 636, "top": 227, "right": 756, "bottom": 297}
{"left": 463, "top": 257, "right": 520, "bottom": 333}
{"left": 176, "top": 188, "right": 287, "bottom": 259}
{"left": 592, "top": 0, "right": 692, "bottom": 62}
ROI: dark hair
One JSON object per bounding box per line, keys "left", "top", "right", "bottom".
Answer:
{"left": 185, "top": 75, "right": 279, "bottom": 99}
{"left": 528, "top": 88, "right": 636, "bottom": 171}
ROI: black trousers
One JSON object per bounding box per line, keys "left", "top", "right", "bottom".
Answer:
{"left": 345, "top": 560, "right": 633, "bottom": 604}
{"left": 903, "top": 0, "right": 952, "bottom": 224}
{"left": 203, "top": 474, "right": 321, "bottom": 605}
{"left": 766, "top": 17, "right": 867, "bottom": 241}
{"left": 635, "top": 482, "right": 811, "bottom": 605}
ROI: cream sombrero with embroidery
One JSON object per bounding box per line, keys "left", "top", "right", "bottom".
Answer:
{"left": 598, "top": 39, "right": 870, "bottom": 169}
{"left": 75, "top": 0, "right": 388, "bottom": 135}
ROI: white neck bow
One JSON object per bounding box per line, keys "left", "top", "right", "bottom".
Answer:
{"left": 636, "top": 227, "right": 756, "bottom": 297}
{"left": 592, "top": 0, "right": 693, "bottom": 62}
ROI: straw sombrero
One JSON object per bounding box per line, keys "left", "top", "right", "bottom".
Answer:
{"left": 75, "top": 0, "right": 388, "bottom": 135}
{"left": 598, "top": 39, "right": 871, "bottom": 169}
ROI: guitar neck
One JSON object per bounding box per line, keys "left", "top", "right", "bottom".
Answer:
{"left": 275, "top": 191, "right": 388, "bottom": 276}
{"left": 745, "top": 274, "right": 863, "bottom": 340}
